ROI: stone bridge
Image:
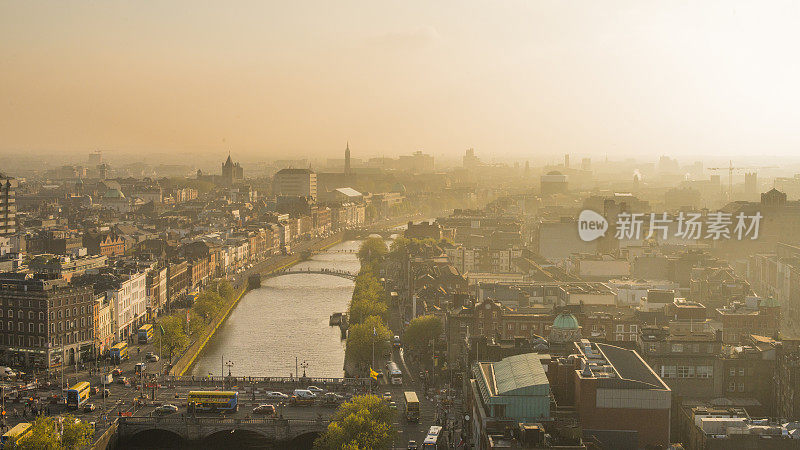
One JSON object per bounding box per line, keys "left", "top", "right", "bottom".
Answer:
{"left": 118, "top": 416, "right": 329, "bottom": 445}
{"left": 344, "top": 228, "right": 399, "bottom": 239}
{"left": 262, "top": 268, "right": 357, "bottom": 280}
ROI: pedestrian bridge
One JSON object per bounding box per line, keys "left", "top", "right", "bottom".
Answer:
{"left": 262, "top": 268, "right": 357, "bottom": 280}
{"left": 118, "top": 416, "right": 329, "bottom": 446}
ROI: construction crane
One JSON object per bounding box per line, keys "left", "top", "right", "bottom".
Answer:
{"left": 707, "top": 160, "right": 777, "bottom": 201}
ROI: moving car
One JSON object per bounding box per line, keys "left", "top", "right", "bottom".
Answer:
{"left": 306, "top": 386, "right": 324, "bottom": 394}
{"left": 83, "top": 403, "right": 96, "bottom": 413}
{"left": 264, "top": 391, "right": 289, "bottom": 400}
{"left": 407, "top": 441, "right": 418, "bottom": 450}
{"left": 112, "top": 368, "right": 123, "bottom": 376}
{"left": 154, "top": 404, "right": 178, "bottom": 416}
{"left": 116, "top": 376, "right": 127, "bottom": 385}
{"left": 252, "top": 404, "right": 276, "bottom": 416}
{"left": 145, "top": 352, "right": 159, "bottom": 362}
{"left": 383, "top": 392, "right": 392, "bottom": 401}
{"left": 294, "top": 389, "right": 317, "bottom": 399}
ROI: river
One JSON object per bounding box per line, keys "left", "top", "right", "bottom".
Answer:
{"left": 190, "top": 240, "right": 363, "bottom": 378}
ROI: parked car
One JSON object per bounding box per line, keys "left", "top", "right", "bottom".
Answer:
{"left": 306, "top": 386, "right": 324, "bottom": 394}
{"left": 252, "top": 404, "right": 276, "bottom": 416}
{"left": 264, "top": 391, "right": 289, "bottom": 400}
{"left": 407, "top": 440, "right": 419, "bottom": 450}
{"left": 83, "top": 403, "right": 96, "bottom": 413}
{"left": 389, "top": 401, "right": 397, "bottom": 410}
{"left": 154, "top": 404, "right": 178, "bottom": 416}
{"left": 382, "top": 392, "right": 392, "bottom": 401}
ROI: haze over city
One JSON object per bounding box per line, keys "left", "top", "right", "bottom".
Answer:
{"left": 3, "top": 0, "right": 800, "bottom": 162}
{"left": 6, "top": 2, "right": 800, "bottom": 449}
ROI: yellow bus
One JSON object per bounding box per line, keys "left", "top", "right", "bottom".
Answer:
{"left": 187, "top": 390, "right": 239, "bottom": 413}
{"left": 1, "top": 422, "right": 31, "bottom": 448}
{"left": 404, "top": 391, "right": 420, "bottom": 422}
{"left": 138, "top": 324, "right": 154, "bottom": 344}
{"left": 110, "top": 342, "right": 128, "bottom": 363}
{"left": 67, "top": 381, "right": 91, "bottom": 409}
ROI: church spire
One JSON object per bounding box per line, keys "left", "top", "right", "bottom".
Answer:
{"left": 344, "top": 141, "right": 352, "bottom": 176}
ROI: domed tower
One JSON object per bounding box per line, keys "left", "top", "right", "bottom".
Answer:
{"left": 550, "top": 312, "right": 581, "bottom": 344}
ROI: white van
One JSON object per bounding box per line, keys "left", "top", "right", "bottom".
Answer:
{"left": 293, "top": 389, "right": 316, "bottom": 399}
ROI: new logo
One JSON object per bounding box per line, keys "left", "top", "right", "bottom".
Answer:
{"left": 578, "top": 210, "right": 608, "bottom": 242}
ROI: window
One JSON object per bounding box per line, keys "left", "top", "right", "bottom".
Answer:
{"left": 730, "top": 367, "right": 736, "bottom": 377}
{"left": 678, "top": 366, "right": 694, "bottom": 378}
{"left": 661, "top": 365, "right": 676, "bottom": 378}
{"left": 691, "top": 343, "right": 700, "bottom": 353}
{"left": 630, "top": 325, "right": 637, "bottom": 333}
{"left": 629, "top": 334, "right": 637, "bottom": 341}
{"left": 592, "top": 324, "right": 598, "bottom": 331}
{"left": 507, "top": 323, "right": 513, "bottom": 330}
{"left": 738, "top": 383, "right": 745, "bottom": 392}
{"left": 648, "top": 343, "right": 658, "bottom": 352}
{"left": 16, "top": 311, "right": 22, "bottom": 319}
{"left": 728, "top": 380, "right": 736, "bottom": 392}
{"left": 6, "top": 310, "right": 10, "bottom": 318}
{"left": 671, "top": 344, "right": 684, "bottom": 353}
{"left": 17, "top": 322, "right": 22, "bottom": 332}
{"left": 520, "top": 324, "right": 527, "bottom": 331}
{"left": 8, "top": 321, "right": 13, "bottom": 332}
{"left": 27, "top": 311, "right": 33, "bottom": 320}
{"left": 28, "top": 323, "right": 33, "bottom": 333}
{"left": 616, "top": 334, "right": 624, "bottom": 341}
{"left": 616, "top": 324, "right": 624, "bottom": 332}
{"left": 739, "top": 368, "right": 745, "bottom": 377}
{"left": 696, "top": 366, "right": 713, "bottom": 378}
{"left": 39, "top": 324, "right": 44, "bottom": 333}
{"left": 38, "top": 312, "right": 43, "bottom": 320}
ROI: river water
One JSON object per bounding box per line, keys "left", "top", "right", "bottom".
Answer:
{"left": 190, "top": 240, "right": 363, "bottom": 378}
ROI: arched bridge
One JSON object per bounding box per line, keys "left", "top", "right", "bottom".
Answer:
{"left": 262, "top": 268, "right": 357, "bottom": 280}
{"left": 118, "top": 416, "right": 329, "bottom": 444}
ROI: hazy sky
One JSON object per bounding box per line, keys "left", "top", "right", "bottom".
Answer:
{"left": 2, "top": 1, "right": 800, "bottom": 161}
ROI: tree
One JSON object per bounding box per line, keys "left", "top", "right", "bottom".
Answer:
{"left": 60, "top": 415, "right": 93, "bottom": 450}
{"left": 13, "top": 415, "right": 91, "bottom": 450}
{"left": 388, "top": 236, "right": 410, "bottom": 260}
{"left": 13, "top": 416, "right": 60, "bottom": 450}
{"left": 193, "top": 290, "right": 223, "bottom": 321}
{"left": 155, "top": 315, "right": 189, "bottom": 361}
{"left": 212, "top": 280, "right": 236, "bottom": 302}
{"left": 357, "top": 238, "right": 388, "bottom": 272}
{"left": 314, "top": 395, "right": 394, "bottom": 450}
{"left": 348, "top": 298, "right": 387, "bottom": 325}
{"left": 344, "top": 316, "right": 392, "bottom": 372}
{"left": 402, "top": 315, "right": 443, "bottom": 353}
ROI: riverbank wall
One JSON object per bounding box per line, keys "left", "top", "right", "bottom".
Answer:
{"left": 170, "top": 232, "right": 345, "bottom": 377}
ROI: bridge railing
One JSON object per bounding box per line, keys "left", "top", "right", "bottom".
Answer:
{"left": 165, "top": 375, "right": 371, "bottom": 387}
{"left": 120, "top": 416, "right": 327, "bottom": 426}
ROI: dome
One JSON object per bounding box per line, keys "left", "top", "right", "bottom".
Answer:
{"left": 553, "top": 313, "right": 579, "bottom": 330}
{"left": 103, "top": 189, "right": 125, "bottom": 199}
{"left": 546, "top": 170, "right": 563, "bottom": 176}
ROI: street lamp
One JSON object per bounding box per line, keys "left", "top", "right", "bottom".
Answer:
{"left": 300, "top": 360, "right": 309, "bottom": 378}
